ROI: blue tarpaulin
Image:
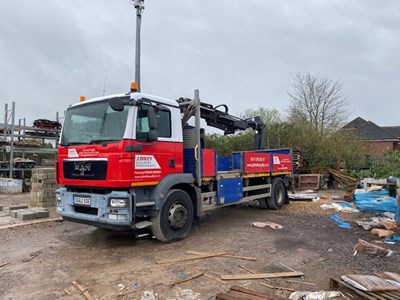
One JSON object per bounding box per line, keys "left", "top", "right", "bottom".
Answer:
{"left": 331, "top": 214, "right": 352, "bottom": 229}
{"left": 353, "top": 189, "right": 397, "bottom": 213}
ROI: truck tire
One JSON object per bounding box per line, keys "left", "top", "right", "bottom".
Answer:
{"left": 257, "top": 188, "right": 270, "bottom": 209}
{"left": 267, "top": 178, "right": 287, "bottom": 210}
{"left": 150, "top": 189, "right": 193, "bottom": 242}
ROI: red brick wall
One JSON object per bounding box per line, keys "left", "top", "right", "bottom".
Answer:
{"left": 369, "top": 141, "right": 394, "bottom": 155}
{"left": 394, "top": 143, "right": 400, "bottom": 151}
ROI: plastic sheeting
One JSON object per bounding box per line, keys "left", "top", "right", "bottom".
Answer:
{"left": 353, "top": 190, "right": 397, "bottom": 213}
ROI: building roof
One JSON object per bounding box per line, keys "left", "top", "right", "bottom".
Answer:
{"left": 342, "top": 117, "right": 368, "bottom": 130}
{"left": 343, "top": 117, "right": 398, "bottom": 141}
{"left": 382, "top": 126, "right": 400, "bottom": 139}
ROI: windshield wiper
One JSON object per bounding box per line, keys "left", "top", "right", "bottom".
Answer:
{"left": 89, "top": 139, "right": 119, "bottom": 145}
{"left": 63, "top": 142, "right": 90, "bottom": 147}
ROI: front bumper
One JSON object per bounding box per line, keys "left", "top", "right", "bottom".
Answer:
{"left": 56, "top": 188, "right": 133, "bottom": 231}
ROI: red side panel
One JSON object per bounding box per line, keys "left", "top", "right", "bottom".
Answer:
{"left": 132, "top": 141, "right": 183, "bottom": 184}
{"left": 57, "top": 140, "right": 183, "bottom": 188}
{"left": 243, "top": 152, "right": 271, "bottom": 174}
{"left": 202, "top": 149, "right": 216, "bottom": 177}
{"left": 272, "top": 154, "right": 292, "bottom": 172}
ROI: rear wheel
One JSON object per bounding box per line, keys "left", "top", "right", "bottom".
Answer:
{"left": 150, "top": 189, "right": 193, "bottom": 242}
{"left": 258, "top": 188, "right": 270, "bottom": 209}
{"left": 267, "top": 178, "right": 287, "bottom": 210}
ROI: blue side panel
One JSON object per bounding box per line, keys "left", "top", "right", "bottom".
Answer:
{"left": 183, "top": 148, "right": 196, "bottom": 177}
{"left": 232, "top": 152, "right": 241, "bottom": 170}
{"left": 217, "top": 157, "right": 232, "bottom": 172}
{"left": 257, "top": 148, "right": 291, "bottom": 155}
{"left": 216, "top": 177, "right": 243, "bottom": 204}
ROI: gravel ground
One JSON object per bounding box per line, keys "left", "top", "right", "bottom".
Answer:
{"left": 0, "top": 189, "right": 399, "bottom": 299}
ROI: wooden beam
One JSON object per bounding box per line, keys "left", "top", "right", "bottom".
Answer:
{"left": 192, "top": 268, "right": 228, "bottom": 285}
{"left": 283, "top": 279, "right": 316, "bottom": 286}
{"left": 186, "top": 251, "right": 256, "bottom": 261}
{"left": 259, "top": 282, "right": 295, "bottom": 292}
{"left": 157, "top": 252, "right": 226, "bottom": 264}
{"left": 0, "top": 261, "right": 11, "bottom": 268}
{"left": 71, "top": 281, "right": 94, "bottom": 300}
{"left": 220, "top": 271, "right": 304, "bottom": 281}
{"left": 170, "top": 271, "right": 204, "bottom": 286}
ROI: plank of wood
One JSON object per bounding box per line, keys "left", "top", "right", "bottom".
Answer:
{"left": 330, "top": 277, "right": 378, "bottom": 300}
{"left": 380, "top": 272, "right": 400, "bottom": 283}
{"left": 192, "top": 268, "right": 227, "bottom": 285}
{"left": 22, "top": 250, "right": 42, "bottom": 262}
{"left": 170, "top": 271, "right": 204, "bottom": 286}
{"left": 284, "top": 279, "right": 316, "bottom": 286}
{"left": 157, "top": 252, "right": 226, "bottom": 264}
{"left": 220, "top": 271, "right": 304, "bottom": 281}
{"left": 379, "top": 291, "right": 400, "bottom": 300}
{"left": 223, "top": 290, "right": 269, "bottom": 300}
{"left": 0, "top": 217, "right": 62, "bottom": 231}
{"left": 71, "top": 281, "right": 94, "bottom": 300}
{"left": 63, "top": 288, "right": 72, "bottom": 296}
{"left": 239, "top": 265, "right": 258, "bottom": 274}
{"left": 0, "top": 261, "right": 11, "bottom": 268}
{"left": 71, "top": 281, "right": 87, "bottom": 292}
{"left": 186, "top": 251, "right": 257, "bottom": 261}
{"left": 259, "top": 282, "right": 295, "bottom": 292}
{"left": 230, "top": 285, "right": 285, "bottom": 300}
{"left": 203, "top": 273, "right": 228, "bottom": 285}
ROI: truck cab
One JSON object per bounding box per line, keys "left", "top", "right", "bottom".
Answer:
{"left": 56, "top": 91, "right": 192, "bottom": 235}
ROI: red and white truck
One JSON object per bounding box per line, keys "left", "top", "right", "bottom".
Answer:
{"left": 56, "top": 85, "right": 293, "bottom": 242}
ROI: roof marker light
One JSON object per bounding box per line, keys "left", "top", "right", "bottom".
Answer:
{"left": 80, "top": 96, "right": 86, "bottom": 102}
{"left": 130, "top": 82, "right": 138, "bottom": 92}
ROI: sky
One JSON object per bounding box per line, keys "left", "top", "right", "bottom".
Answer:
{"left": 1, "top": 0, "right": 399, "bottom": 128}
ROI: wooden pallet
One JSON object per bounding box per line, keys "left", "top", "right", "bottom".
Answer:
{"left": 330, "top": 277, "right": 400, "bottom": 300}
{"left": 216, "top": 285, "right": 285, "bottom": 300}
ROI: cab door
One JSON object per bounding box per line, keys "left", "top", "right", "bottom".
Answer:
{"left": 131, "top": 103, "right": 183, "bottom": 187}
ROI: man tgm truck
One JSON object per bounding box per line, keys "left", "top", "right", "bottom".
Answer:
{"left": 56, "top": 84, "right": 292, "bottom": 242}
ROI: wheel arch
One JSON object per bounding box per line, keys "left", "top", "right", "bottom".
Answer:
{"left": 151, "top": 174, "right": 200, "bottom": 216}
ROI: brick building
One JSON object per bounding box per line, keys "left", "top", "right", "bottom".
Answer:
{"left": 342, "top": 117, "right": 400, "bottom": 155}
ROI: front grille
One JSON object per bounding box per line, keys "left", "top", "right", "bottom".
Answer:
{"left": 74, "top": 206, "right": 98, "bottom": 215}
{"left": 63, "top": 160, "right": 107, "bottom": 180}
{"left": 67, "top": 186, "right": 109, "bottom": 194}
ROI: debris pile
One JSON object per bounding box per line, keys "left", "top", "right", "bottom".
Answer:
{"left": 330, "top": 272, "right": 400, "bottom": 300}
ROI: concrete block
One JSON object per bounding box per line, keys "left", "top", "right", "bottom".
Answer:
{"left": 40, "top": 202, "right": 56, "bottom": 208}
{"left": 36, "top": 174, "right": 48, "bottom": 180}
{"left": 10, "top": 210, "right": 22, "bottom": 218}
{"left": 9, "top": 205, "right": 29, "bottom": 211}
{"left": 16, "top": 210, "right": 37, "bottom": 221}
{"left": 31, "top": 208, "right": 49, "bottom": 219}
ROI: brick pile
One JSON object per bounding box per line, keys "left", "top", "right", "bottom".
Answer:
{"left": 31, "top": 168, "right": 61, "bottom": 208}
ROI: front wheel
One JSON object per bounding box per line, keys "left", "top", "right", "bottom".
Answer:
{"left": 150, "top": 189, "right": 193, "bottom": 242}
{"left": 267, "top": 178, "right": 287, "bottom": 210}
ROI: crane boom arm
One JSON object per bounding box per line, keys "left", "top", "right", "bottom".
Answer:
{"left": 177, "top": 98, "right": 265, "bottom": 150}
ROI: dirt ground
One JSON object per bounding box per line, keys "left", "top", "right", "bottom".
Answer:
{"left": 0, "top": 190, "right": 399, "bottom": 300}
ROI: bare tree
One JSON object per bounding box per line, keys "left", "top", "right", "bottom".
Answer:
{"left": 287, "top": 72, "right": 349, "bottom": 134}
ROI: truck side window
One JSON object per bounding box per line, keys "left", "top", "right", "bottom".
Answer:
{"left": 136, "top": 105, "right": 171, "bottom": 141}
{"left": 156, "top": 110, "right": 171, "bottom": 138}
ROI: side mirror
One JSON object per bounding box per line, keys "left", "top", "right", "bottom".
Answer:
{"left": 109, "top": 98, "right": 125, "bottom": 111}
{"left": 147, "top": 106, "right": 158, "bottom": 142}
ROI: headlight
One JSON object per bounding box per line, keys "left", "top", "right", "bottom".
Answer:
{"left": 56, "top": 193, "right": 61, "bottom": 201}
{"left": 109, "top": 198, "right": 128, "bottom": 208}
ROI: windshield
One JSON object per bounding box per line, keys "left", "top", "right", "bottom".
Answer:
{"left": 60, "top": 97, "right": 129, "bottom": 146}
